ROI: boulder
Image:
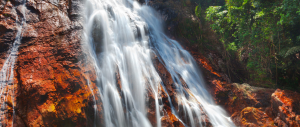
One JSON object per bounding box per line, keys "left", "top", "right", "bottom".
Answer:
{"left": 271, "top": 89, "right": 300, "bottom": 127}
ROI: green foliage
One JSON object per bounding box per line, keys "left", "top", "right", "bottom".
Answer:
{"left": 285, "top": 46, "right": 300, "bottom": 57}
{"left": 195, "top": 5, "right": 201, "bottom": 17}
{"left": 205, "top": 0, "right": 300, "bottom": 91}
{"left": 227, "top": 42, "right": 237, "bottom": 51}
{"left": 176, "top": 18, "right": 202, "bottom": 45}
{"left": 191, "top": 0, "right": 225, "bottom": 8}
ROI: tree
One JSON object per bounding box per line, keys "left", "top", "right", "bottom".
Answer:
{"left": 205, "top": 0, "right": 300, "bottom": 91}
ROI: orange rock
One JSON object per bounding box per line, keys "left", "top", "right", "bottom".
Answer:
{"left": 151, "top": 54, "right": 211, "bottom": 127}
{"left": 271, "top": 89, "right": 300, "bottom": 127}
{"left": 233, "top": 107, "right": 275, "bottom": 127}
{"left": 0, "top": 0, "right": 103, "bottom": 126}
{"left": 190, "top": 51, "right": 221, "bottom": 78}
{"left": 210, "top": 81, "right": 276, "bottom": 126}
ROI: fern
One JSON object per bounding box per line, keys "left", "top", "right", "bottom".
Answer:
{"left": 285, "top": 46, "right": 300, "bottom": 57}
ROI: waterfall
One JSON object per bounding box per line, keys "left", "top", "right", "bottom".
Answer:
{"left": 0, "top": 0, "right": 26, "bottom": 126}
{"left": 83, "top": 0, "right": 235, "bottom": 127}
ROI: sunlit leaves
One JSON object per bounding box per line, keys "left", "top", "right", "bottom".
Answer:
{"left": 205, "top": 0, "right": 300, "bottom": 90}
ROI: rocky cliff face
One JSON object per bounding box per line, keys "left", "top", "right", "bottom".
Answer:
{"left": 0, "top": 0, "right": 103, "bottom": 126}
{"left": 0, "top": 0, "right": 299, "bottom": 127}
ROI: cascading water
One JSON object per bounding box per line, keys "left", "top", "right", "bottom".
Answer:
{"left": 83, "top": 0, "right": 235, "bottom": 127}
{"left": 0, "top": 0, "right": 26, "bottom": 126}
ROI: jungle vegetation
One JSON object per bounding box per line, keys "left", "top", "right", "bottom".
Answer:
{"left": 202, "top": 0, "right": 300, "bottom": 91}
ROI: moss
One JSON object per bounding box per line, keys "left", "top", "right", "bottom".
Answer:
{"left": 232, "top": 96, "right": 237, "bottom": 101}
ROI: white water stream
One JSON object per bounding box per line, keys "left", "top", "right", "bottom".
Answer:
{"left": 83, "top": 0, "right": 235, "bottom": 127}
{"left": 0, "top": 1, "right": 26, "bottom": 126}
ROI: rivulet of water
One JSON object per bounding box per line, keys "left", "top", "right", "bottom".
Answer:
{"left": 83, "top": 0, "right": 235, "bottom": 127}
{"left": 0, "top": 0, "right": 26, "bottom": 126}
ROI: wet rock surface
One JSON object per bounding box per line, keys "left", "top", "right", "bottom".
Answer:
{"left": 190, "top": 50, "right": 300, "bottom": 126}
{"left": 0, "top": 0, "right": 103, "bottom": 126}
{"left": 150, "top": 55, "right": 212, "bottom": 127}
{"left": 271, "top": 89, "right": 300, "bottom": 127}
{"left": 205, "top": 78, "right": 300, "bottom": 126}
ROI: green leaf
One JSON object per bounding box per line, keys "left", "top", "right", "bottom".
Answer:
{"left": 195, "top": 5, "right": 202, "bottom": 18}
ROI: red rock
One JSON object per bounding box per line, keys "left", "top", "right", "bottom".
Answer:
{"left": 0, "top": 0, "right": 103, "bottom": 126}
{"left": 232, "top": 107, "right": 275, "bottom": 127}
{"left": 271, "top": 89, "right": 300, "bottom": 127}
{"left": 189, "top": 49, "right": 278, "bottom": 126}
{"left": 151, "top": 54, "right": 210, "bottom": 127}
